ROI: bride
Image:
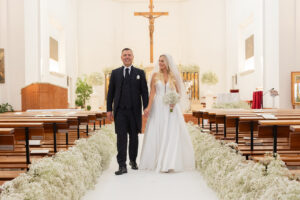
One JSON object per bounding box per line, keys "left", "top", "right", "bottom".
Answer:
{"left": 140, "top": 54, "right": 195, "bottom": 172}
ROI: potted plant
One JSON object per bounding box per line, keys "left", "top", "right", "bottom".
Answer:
{"left": 75, "top": 77, "right": 93, "bottom": 110}
{"left": 0, "top": 103, "right": 14, "bottom": 113}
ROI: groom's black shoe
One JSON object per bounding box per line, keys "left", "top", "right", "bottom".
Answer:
{"left": 115, "top": 166, "right": 127, "bottom": 175}
{"left": 129, "top": 161, "right": 138, "bottom": 170}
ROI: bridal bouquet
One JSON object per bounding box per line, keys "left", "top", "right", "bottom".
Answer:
{"left": 269, "top": 88, "right": 279, "bottom": 97}
{"left": 163, "top": 91, "right": 180, "bottom": 112}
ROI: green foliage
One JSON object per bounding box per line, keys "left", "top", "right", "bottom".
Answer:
{"left": 75, "top": 77, "right": 93, "bottom": 109}
{"left": 86, "top": 105, "right": 91, "bottom": 111}
{"left": 201, "top": 71, "right": 218, "bottom": 85}
{"left": 0, "top": 103, "right": 14, "bottom": 113}
{"left": 75, "top": 98, "right": 84, "bottom": 108}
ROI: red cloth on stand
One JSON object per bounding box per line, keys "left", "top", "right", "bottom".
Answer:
{"left": 252, "top": 91, "right": 263, "bottom": 109}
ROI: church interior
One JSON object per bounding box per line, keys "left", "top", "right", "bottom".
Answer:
{"left": 1, "top": 0, "right": 300, "bottom": 199}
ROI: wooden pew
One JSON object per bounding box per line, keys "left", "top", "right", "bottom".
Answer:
{"left": 0, "top": 115, "right": 80, "bottom": 148}
{"left": 0, "top": 170, "right": 26, "bottom": 184}
{"left": 0, "top": 128, "right": 15, "bottom": 151}
{"left": 193, "top": 109, "right": 251, "bottom": 133}
{"left": 258, "top": 120, "right": 300, "bottom": 154}
{"left": 28, "top": 109, "right": 104, "bottom": 132}
{"left": 0, "top": 111, "right": 101, "bottom": 185}
{"left": 289, "top": 125, "right": 300, "bottom": 150}
{"left": 0, "top": 122, "right": 44, "bottom": 165}
{"left": 193, "top": 109, "right": 300, "bottom": 169}
{"left": 0, "top": 118, "right": 68, "bottom": 153}
{"left": 238, "top": 116, "right": 300, "bottom": 150}
{"left": 228, "top": 117, "right": 300, "bottom": 160}
{"left": 0, "top": 110, "right": 105, "bottom": 184}
{"left": 0, "top": 111, "right": 91, "bottom": 139}
{"left": 217, "top": 111, "right": 300, "bottom": 138}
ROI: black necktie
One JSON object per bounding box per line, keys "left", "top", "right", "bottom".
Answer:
{"left": 125, "top": 68, "right": 130, "bottom": 80}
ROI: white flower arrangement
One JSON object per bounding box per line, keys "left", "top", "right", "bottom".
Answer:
{"left": 187, "top": 122, "right": 300, "bottom": 200}
{"left": 163, "top": 91, "right": 180, "bottom": 112}
{"left": 0, "top": 124, "right": 117, "bottom": 200}
{"left": 213, "top": 101, "right": 251, "bottom": 109}
{"left": 103, "top": 64, "right": 145, "bottom": 75}
{"left": 85, "top": 72, "right": 104, "bottom": 86}
{"left": 269, "top": 88, "right": 279, "bottom": 97}
{"left": 178, "top": 64, "right": 200, "bottom": 73}
{"left": 201, "top": 71, "right": 218, "bottom": 86}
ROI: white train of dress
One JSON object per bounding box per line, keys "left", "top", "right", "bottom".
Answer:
{"left": 140, "top": 80, "right": 195, "bottom": 172}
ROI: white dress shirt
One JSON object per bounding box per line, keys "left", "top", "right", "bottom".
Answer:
{"left": 123, "top": 65, "right": 132, "bottom": 77}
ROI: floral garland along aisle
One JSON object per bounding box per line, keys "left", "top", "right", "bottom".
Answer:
{"left": 2, "top": 122, "right": 300, "bottom": 199}
{"left": 0, "top": 124, "right": 117, "bottom": 200}
{"left": 187, "top": 122, "right": 300, "bottom": 200}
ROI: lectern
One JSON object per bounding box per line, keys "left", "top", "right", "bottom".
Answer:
{"left": 21, "top": 83, "right": 68, "bottom": 111}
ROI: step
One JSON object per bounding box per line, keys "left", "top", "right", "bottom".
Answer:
{"left": 0, "top": 180, "right": 6, "bottom": 186}
{"left": 0, "top": 170, "right": 26, "bottom": 180}
{"left": 0, "top": 163, "right": 28, "bottom": 169}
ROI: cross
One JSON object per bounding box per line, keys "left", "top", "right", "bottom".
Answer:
{"left": 134, "top": 0, "right": 168, "bottom": 63}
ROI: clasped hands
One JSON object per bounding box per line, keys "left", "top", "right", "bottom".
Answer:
{"left": 144, "top": 104, "right": 175, "bottom": 118}
{"left": 107, "top": 104, "right": 175, "bottom": 121}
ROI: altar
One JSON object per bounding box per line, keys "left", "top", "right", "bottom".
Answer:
{"left": 216, "top": 93, "right": 240, "bottom": 104}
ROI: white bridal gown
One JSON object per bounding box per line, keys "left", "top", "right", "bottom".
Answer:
{"left": 140, "top": 80, "right": 195, "bottom": 172}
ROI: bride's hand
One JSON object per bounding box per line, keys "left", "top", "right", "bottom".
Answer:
{"left": 170, "top": 104, "right": 175, "bottom": 109}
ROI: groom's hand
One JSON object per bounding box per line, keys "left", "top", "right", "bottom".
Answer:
{"left": 107, "top": 112, "right": 113, "bottom": 121}
{"left": 144, "top": 108, "right": 150, "bottom": 118}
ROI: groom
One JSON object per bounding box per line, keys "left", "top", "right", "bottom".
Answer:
{"left": 107, "top": 48, "right": 149, "bottom": 175}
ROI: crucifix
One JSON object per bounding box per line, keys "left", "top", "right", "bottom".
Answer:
{"left": 134, "top": 0, "right": 168, "bottom": 63}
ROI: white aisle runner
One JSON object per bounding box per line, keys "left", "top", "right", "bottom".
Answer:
{"left": 83, "top": 135, "right": 219, "bottom": 200}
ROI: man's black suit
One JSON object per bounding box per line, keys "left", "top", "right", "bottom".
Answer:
{"left": 107, "top": 66, "right": 149, "bottom": 167}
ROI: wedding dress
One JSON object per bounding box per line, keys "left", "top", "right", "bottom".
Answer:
{"left": 139, "top": 79, "right": 195, "bottom": 172}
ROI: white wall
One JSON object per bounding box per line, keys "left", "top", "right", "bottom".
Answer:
{"left": 225, "top": 0, "right": 264, "bottom": 102}
{"left": 0, "top": 0, "right": 25, "bottom": 110}
{"left": 42, "top": 0, "right": 79, "bottom": 106}
{"left": 0, "top": 0, "right": 8, "bottom": 104}
{"left": 181, "top": 0, "right": 226, "bottom": 96}
{"left": 0, "top": 0, "right": 78, "bottom": 109}
{"left": 263, "top": 0, "right": 279, "bottom": 108}
{"left": 77, "top": 0, "right": 186, "bottom": 70}
{"left": 278, "top": 0, "right": 299, "bottom": 108}
{"left": 77, "top": 0, "right": 227, "bottom": 108}
{"left": 77, "top": 0, "right": 120, "bottom": 72}
{"left": 4, "top": 0, "right": 299, "bottom": 110}
{"left": 226, "top": 0, "right": 300, "bottom": 109}
{"left": 24, "top": 0, "right": 79, "bottom": 106}
{"left": 77, "top": 0, "right": 121, "bottom": 109}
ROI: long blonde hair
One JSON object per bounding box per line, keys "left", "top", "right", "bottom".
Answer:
{"left": 155, "top": 55, "right": 176, "bottom": 89}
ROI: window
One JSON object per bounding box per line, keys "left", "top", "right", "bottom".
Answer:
{"left": 244, "top": 34, "right": 254, "bottom": 71}
{"left": 49, "top": 37, "right": 59, "bottom": 73}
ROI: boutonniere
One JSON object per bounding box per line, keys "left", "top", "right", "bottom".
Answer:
{"left": 137, "top": 75, "right": 140, "bottom": 80}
